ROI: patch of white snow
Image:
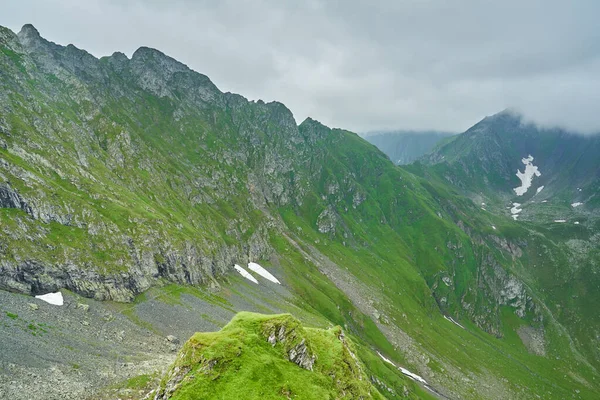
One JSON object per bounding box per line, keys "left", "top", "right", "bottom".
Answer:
{"left": 247, "top": 262, "right": 280, "bottom": 284}
{"left": 399, "top": 367, "right": 428, "bottom": 385}
{"left": 513, "top": 155, "right": 541, "bottom": 196}
{"left": 492, "top": 225, "right": 497, "bottom": 230}
{"left": 571, "top": 202, "right": 583, "bottom": 208}
{"left": 541, "top": 200, "right": 548, "bottom": 203}
{"left": 510, "top": 202, "right": 522, "bottom": 220}
{"left": 234, "top": 264, "right": 258, "bottom": 284}
{"left": 376, "top": 352, "right": 428, "bottom": 385}
{"left": 574, "top": 221, "right": 580, "bottom": 225}
{"left": 536, "top": 186, "right": 544, "bottom": 194}
{"left": 377, "top": 352, "right": 395, "bottom": 366}
{"left": 554, "top": 220, "right": 567, "bottom": 223}
{"left": 35, "top": 292, "right": 63, "bottom": 306}
{"left": 444, "top": 315, "right": 465, "bottom": 329}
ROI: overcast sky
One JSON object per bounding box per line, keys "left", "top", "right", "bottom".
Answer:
{"left": 4, "top": 0, "right": 600, "bottom": 133}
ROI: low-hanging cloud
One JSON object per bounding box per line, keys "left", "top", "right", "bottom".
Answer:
{"left": 3, "top": 0, "right": 600, "bottom": 133}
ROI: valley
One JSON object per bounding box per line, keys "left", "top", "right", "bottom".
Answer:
{"left": 0, "top": 24, "right": 598, "bottom": 400}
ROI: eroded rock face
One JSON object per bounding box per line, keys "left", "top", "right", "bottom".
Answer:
{"left": 288, "top": 339, "right": 315, "bottom": 371}
{"left": 263, "top": 318, "right": 316, "bottom": 371}
{"left": 0, "top": 184, "right": 31, "bottom": 213}
{"left": 0, "top": 25, "right": 334, "bottom": 302}
{"left": 317, "top": 206, "right": 339, "bottom": 234}
{"left": 153, "top": 365, "right": 191, "bottom": 400}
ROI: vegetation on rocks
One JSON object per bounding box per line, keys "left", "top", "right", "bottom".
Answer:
{"left": 154, "top": 312, "right": 386, "bottom": 400}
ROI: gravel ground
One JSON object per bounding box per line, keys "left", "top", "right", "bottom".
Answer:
{"left": 0, "top": 271, "right": 316, "bottom": 400}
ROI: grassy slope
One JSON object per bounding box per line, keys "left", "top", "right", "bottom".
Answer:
{"left": 157, "top": 312, "right": 387, "bottom": 400}
{"left": 1, "top": 26, "right": 599, "bottom": 399}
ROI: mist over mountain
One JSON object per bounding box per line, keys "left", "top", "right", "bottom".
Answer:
{"left": 363, "top": 130, "right": 455, "bottom": 165}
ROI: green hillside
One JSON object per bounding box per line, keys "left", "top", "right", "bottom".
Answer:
{"left": 0, "top": 25, "right": 599, "bottom": 399}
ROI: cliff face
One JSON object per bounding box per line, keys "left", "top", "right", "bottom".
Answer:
{"left": 0, "top": 24, "right": 307, "bottom": 301}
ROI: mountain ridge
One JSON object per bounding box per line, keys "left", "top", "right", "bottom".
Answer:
{"left": 1, "top": 24, "right": 599, "bottom": 400}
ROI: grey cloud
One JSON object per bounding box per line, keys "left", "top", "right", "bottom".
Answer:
{"left": 3, "top": 0, "right": 600, "bottom": 133}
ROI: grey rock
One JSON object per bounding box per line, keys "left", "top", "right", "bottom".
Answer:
{"left": 288, "top": 339, "right": 315, "bottom": 371}
{"left": 165, "top": 335, "right": 179, "bottom": 344}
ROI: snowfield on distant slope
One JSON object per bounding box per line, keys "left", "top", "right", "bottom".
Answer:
{"left": 514, "top": 155, "right": 541, "bottom": 196}
{"left": 571, "top": 202, "right": 583, "bottom": 208}
{"left": 247, "top": 262, "right": 281, "bottom": 284}
{"left": 234, "top": 264, "right": 258, "bottom": 284}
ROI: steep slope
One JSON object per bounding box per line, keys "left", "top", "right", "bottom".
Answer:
{"left": 364, "top": 131, "right": 454, "bottom": 165}
{"left": 422, "top": 110, "right": 600, "bottom": 219}
{"left": 0, "top": 25, "right": 599, "bottom": 399}
{"left": 413, "top": 109, "right": 600, "bottom": 377}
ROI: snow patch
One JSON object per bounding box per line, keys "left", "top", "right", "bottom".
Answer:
{"left": 443, "top": 315, "right": 465, "bottom": 329}
{"left": 234, "top": 264, "right": 258, "bottom": 284}
{"left": 399, "top": 366, "right": 428, "bottom": 385}
{"left": 571, "top": 202, "right": 583, "bottom": 208}
{"left": 541, "top": 200, "right": 548, "bottom": 203}
{"left": 247, "top": 262, "right": 280, "bottom": 284}
{"left": 377, "top": 352, "right": 428, "bottom": 385}
{"left": 510, "top": 203, "right": 522, "bottom": 220}
{"left": 536, "top": 186, "right": 544, "bottom": 194}
{"left": 377, "top": 352, "right": 395, "bottom": 366}
{"left": 35, "top": 292, "right": 63, "bottom": 306}
{"left": 492, "top": 225, "right": 496, "bottom": 230}
{"left": 554, "top": 220, "right": 567, "bottom": 223}
{"left": 574, "top": 221, "right": 580, "bottom": 225}
{"left": 513, "top": 155, "right": 541, "bottom": 196}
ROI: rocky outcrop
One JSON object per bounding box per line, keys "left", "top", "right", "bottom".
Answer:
{"left": 264, "top": 317, "right": 316, "bottom": 371}
{"left": 288, "top": 339, "right": 315, "bottom": 371}
{"left": 0, "top": 184, "right": 31, "bottom": 214}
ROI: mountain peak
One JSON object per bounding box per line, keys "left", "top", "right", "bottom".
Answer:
{"left": 131, "top": 46, "right": 190, "bottom": 75}
{"left": 17, "top": 23, "right": 51, "bottom": 51}
{"left": 19, "top": 24, "right": 41, "bottom": 39}
{"left": 299, "top": 117, "right": 326, "bottom": 129}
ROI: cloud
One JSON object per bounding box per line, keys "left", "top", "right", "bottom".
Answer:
{"left": 3, "top": 0, "right": 600, "bottom": 133}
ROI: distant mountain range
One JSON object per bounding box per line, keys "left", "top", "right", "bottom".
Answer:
{"left": 419, "top": 110, "right": 600, "bottom": 220}
{"left": 363, "top": 130, "right": 455, "bottom": 164}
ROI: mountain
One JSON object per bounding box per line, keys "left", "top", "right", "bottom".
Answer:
{"left": 363, "top": 131, "right": 455, "bottom": 165}
{"left": 1, "top": 25, "right": 599, "bottom": 400}
{"left": 421, "top": 110, "right": 600, "bottom": 219}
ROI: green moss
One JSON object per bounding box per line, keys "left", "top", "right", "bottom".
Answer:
{"left": 5, "top": 312, "right": 18, "bottom": 320}
{"left": 157, "top": 312, "right": 384, "bottom": 400}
